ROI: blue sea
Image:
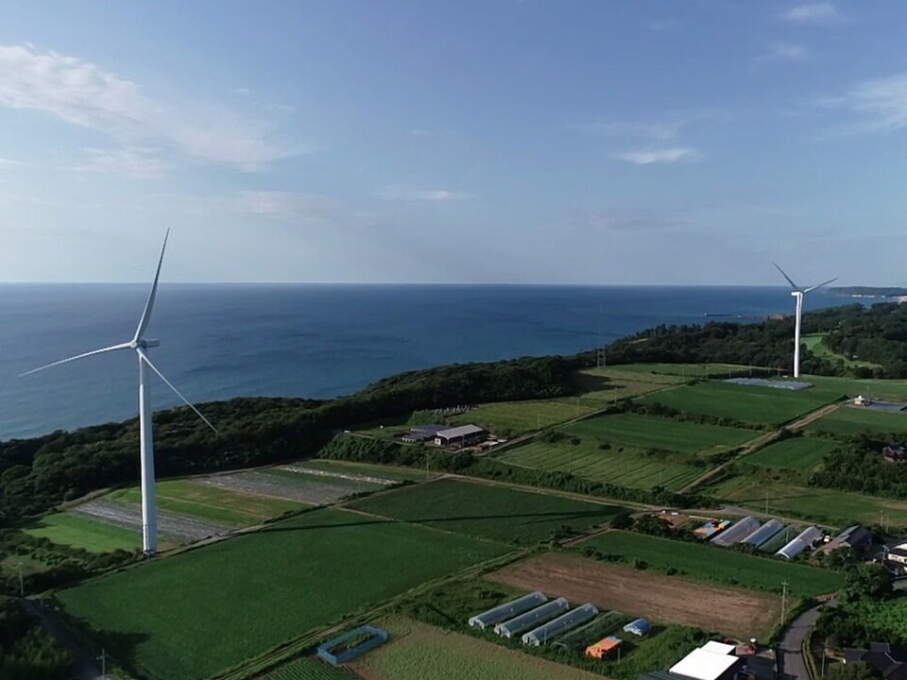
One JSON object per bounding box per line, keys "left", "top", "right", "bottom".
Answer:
{"left": 0, "top": 284, "right": 847, "bottom": 440}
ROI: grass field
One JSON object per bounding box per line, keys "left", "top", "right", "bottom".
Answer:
{"left": 616, "top": 363, "right": 755, "bottom": 378}
{"left": 806, "top": 405, "right": 907, "bottom": 437}
{"left": 448, "top": 399, "right": 598, "bottom": 434}
{"left": 745, "top": 437, "right": 838, "bottom": 471}
{"left": 641, "top": 380, "right": 836, "bottom": 426}
{"left": 573, "top": 366, "right": 686, "bottom": 407}
{"left": 347, "top": 479, "right": 622, "bottom": 544}
{"left": 801, "top": 375, "right": 907, "bottom": 401}
{"left": 803, "top": 334, "right": 881, "bottom": 370}
{"left": 265, "top": 657, "right": 357, "bottom": 679}
{"left": 706, "top": 475, "right": 907, "bottom": 528}
{"left": 26, "top": 513, "right": 140, "bottom": 553}
{"left": 562, "top": 412, "right": 756, "bottom": 454}
{"left": 500, "top": 440, "right": 702, "bottom": 490}
{"left": 301, "top": 459, "right": 424, "bottom": 482}
{"left": 578, "top": 531, "right": 841, "bottom": 597}
{"left": 352, "top": 616, "right": 603, "bottom": 680}
{"left": 57, "top": 507, "right": 510, "bottom": 680}
{"left": 107, "top": 479, "right": 306, "bottom": 527}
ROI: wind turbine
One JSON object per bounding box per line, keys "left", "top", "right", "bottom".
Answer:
{"left": 773, "top": 263, "right": 837, "bottom": 378}
{"left": 21, "top": 230, "right": 216, "bottom": 556}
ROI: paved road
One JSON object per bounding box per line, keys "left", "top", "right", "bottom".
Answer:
{"left": 778, "top": 600, "right": 834, "bottom": 680}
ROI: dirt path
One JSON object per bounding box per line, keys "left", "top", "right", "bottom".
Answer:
{"left": 787, "top": 403, "right": 840, "bottom": 430}
{"left": 485, "top": 552, "right": 781, "bottom": 640}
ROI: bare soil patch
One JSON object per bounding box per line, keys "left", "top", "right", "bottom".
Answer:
{"left": 485, "top": 552, "right": 781, "bottom": 639}
{"left": 72, "top": 499, "right": 230, "bottom": 542}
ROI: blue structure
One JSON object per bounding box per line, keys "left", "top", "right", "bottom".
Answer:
{"left": 317, "top": 625, "right": 389, "bottom": 665}
{"left": 623, "top": 618, "right": 651, "bottom": 637}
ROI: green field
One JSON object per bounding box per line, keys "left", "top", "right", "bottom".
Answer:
{"left": 803, "top": 334, "right": 881, "bottom": 369}
{"left": 572, "top": 366, "right": 686, "bottom": 408}
{"left": 26, "top": 513, "right": 140, "bottom": 553}
{"left": 266, "top": 657, "right": 357, "bottom": 679}
{"left": 641, "top": 380, "right": 836, "bottom": 426}
{"left": 806, "top": 405, "right": 907, "bottom": 437}
{"left": 563, "top": 412, "right": 756, "bottom": 454}
{"left": 57, "top": 507, "right": 509, "bottom": 680}
{"left": 616, "top": 363, "right": 755, "bottom": 378}
{"left": 107, "top": 479, "right": 306, "bottom": 527}
{"left": 579, "top": 531, "right": 841, "bottom": 597}
{"left": 448, "top": 399, "right": 598, "bottom": 433}
{"left": 353, "top": 617, "right": 603, "bottom": 680}
{"left": 500, "top": 440, "right": 702, "bottom": 490}
{"left": 300, "top": 459, "right": 424, "bottom": 482}
{"left": 745, "top": 437, "right": 838, "bottom": 471}
{"left": 801, "top": 375, "right": 907, "bottom": 401}
{"left": 348, "top": 479, "right": 621, "bottom": 544}
{"left": 706, "top": 475, "right": 907, "bottom": 528}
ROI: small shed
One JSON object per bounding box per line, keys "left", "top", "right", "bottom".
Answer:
{"left": 623, "top": 618, "right": 651, "bottom": 637}
{"left": 467, "top": 591, "right": 547, "bottom": 630}
{"left": 434, "top": 424, "right": 488, "bottom": 449}
{"left": 494, "top": 598, "right": 569, "bottom": 638}
{"left": 776, "top": 526, "right": 823, "bottom": 560}
{"left": 586, "top": 635, "right": 622, "bottom": 659}
{"left": 521, "top": 603, "right": 598, "bottom": 646}
{"left": 670, "top": 648, "right": 743, "bottom": 680}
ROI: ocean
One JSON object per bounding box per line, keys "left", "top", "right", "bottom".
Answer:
{"left": 0, "top": 284, "right": 846, "bottom": 440}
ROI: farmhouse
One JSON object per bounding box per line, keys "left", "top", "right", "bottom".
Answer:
{"left": 883, "top": 444, "right": 907, "bottom": 463}
{"left": 886, "top": 544, "right": 907, "bottom": 572}
{"left": 820, "top": 524, "right": 873, "bottom": 555}
{"left": 844, "top": 643, "right": 907, "bottom": 680}
{"left": 434, "top": 424, "right": 488, "bottom": 448}
{"left": 401, "top": 424, "right": 446, "bottom": 443}
{"left": 669, "top": 641, "right": 743, "bottom": 680}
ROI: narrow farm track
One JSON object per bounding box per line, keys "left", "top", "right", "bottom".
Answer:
{"left": 787, "top": 402, "right": 841, "bottom": 430}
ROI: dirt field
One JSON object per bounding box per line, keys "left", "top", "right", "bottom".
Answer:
{"left": 72, "top": 499, "right": 230, "bottom": 542}
{"left": 202, "top": 470, "right": 372, "bottom": 504}
{"left": 484, "top": 553, "right": 782, "bottom": 639}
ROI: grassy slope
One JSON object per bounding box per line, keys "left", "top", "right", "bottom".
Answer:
{"left": 500, "top": 440, "right": 702, "bottom": 491}
{"left": 448, "top": 400, "right": 597, "bottom": 433}
{"left": 347, "top": 479, "right": 622, "bottom": 544}
{"left": 26, "top": 513, "right": 139, "bottom": 553}
{"left": 563, "top": 413, "right": 756, "bottom": 454}
{"left": 806, "top": 406, "right": 907, "bottom": 436}
{"left": 642, "top": 381, "right": 836, "bottom": 426}
{"left": 56, "top": 507, "right": 509, "bottom": 680}
{"left": 107, "top": 479, "right": 306, "bottom": 527}
{"left": 580, "top": 531, "right": 841, "bottom": 597}
{"left": 803, "top": 334, "right": 881, "bottom": 369}
{"left": 745, "top": 437, "right": 838, "bottom": 471}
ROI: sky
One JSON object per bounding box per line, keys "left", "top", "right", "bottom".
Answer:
{"left": 0, "top": 1, "right": 904, "bottom": 286}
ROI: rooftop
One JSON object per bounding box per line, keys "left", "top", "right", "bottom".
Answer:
{"left": 670, "top": 648, "right": 740, "bottom": 680}
{"left": 435, "top": 424, "right": 486, "bottom": 439}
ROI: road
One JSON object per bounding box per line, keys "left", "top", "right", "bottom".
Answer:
{"left": 778, "top": 600, "right": 834, "bottom": 680}
{"left": 21, "top": 598, "right": 106, "bottom": 680}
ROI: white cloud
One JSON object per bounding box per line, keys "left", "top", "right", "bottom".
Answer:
{"left": 378, "top": 186, "right": 469, "bottom": 201}
{"left": 781, "top": 3, "right": 840, "bottom": 23}
{"left": 613, "top": 147, "right": 699, "bottom": 165}
{"left": 756, "top": 43, "right": 809, "bottom": 64}
{"left": 233, "top": 191, "right": 340, "bottom": 219}
{"left": 0, "top": 44, "right": 292, "bottom": 171}
{"left": 0, "top": 157, "right": 24, "bottom": 167}
{"left": 826, "top": 73, "right": 907, "bottom": 132}
{"left": 579, "top": 119, "right": 686, "bottom": 141}
{"left": 409, "top": 128, "right": 432, "bottom": 137}
{"left": 71, "top": 147, "right": 169, "bottom": 178}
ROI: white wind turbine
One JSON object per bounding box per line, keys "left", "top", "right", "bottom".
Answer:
{"left": 773, "top": 263, "right": 837, "bottom": 379}
{"left": 21, "top": 230, "right": 216, "bottom": 556}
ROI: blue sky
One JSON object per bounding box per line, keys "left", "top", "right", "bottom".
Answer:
{"left": 0, "top": 1, "right": 904, "bottom": 285}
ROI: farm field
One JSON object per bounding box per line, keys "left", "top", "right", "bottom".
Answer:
{"left": 745, "top": 437, "right": 838, "bottom": 471}
{"left": 641, "top": 380, "right": 836, "bottom": 426}
{"left": 802, "top": 375, "right": 907, "bottom": 402}
{"left": 573, "top": 366, "right": 686, "bottom": 408}
{"left": 448, "top": 399, "right": 598, "bottom": 433}
{"left": 26, "top": 512, "right": 140, "bottom": 553}
{"left": 579, "top": 531, "right": 841, "bottom": 597}
{"left": 203, "top": 468, "right": 382, "bottom": 505}
{"left": 616, "top": 363, "right": 755, "bottom": 378}
{"left": 805, "top": 405, "right": 907, "bottom": 436}
{"left": 265, "top": 656, "right": 358, "bottom": 679}
{"left": 56, "top": 507, "right": 510, "bottom": 680}
{"left": 106, "top": 478, "right": 306, "bottom": 527}
{"left": 706, "top": 475, "right": 907, "bottom": 528}
{"left": 485, "top": 552, "right": 782, "bottom": 639}
{"left": 347, "top": 478, "right": 622, "bottom": 544}
{"left": 500, "top": 440, "right": 702, "bottom": 491}
{"left": 301, "top": 459, "right": 424, "bottom": 482}
{"left": 351, "top": 616, "right": 603, "bottom": 680}
{"left": 562, "top": 413, "right": 756, "bottom": 454}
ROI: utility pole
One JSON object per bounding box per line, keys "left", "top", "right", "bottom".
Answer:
{"left": 97, "top": 648, "right": 107, "bottom": 678}
{"left": 780, "top": 581, "right": 789, "bottom": 626}
{"left": 17, "top": 561, "right": 24, "bottom": 597}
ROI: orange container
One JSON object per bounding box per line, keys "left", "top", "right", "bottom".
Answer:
{"left": 585, "top": 636, "right": 622, "bottom": 659}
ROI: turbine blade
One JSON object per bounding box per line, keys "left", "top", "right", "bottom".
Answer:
{"left": 804, "top": 277, "right": 838, "bottom": 294}
{"left": 19, "top": 342, "right": 132, "bottom": 377}
{"left": 133, "top": 229, "right": 170, "bottom": 342}
{"left": 773, "top": 262, "right": 799, "bottom": 290}
{"left": 137, "top": 348, "right": 217, "bottom": 434}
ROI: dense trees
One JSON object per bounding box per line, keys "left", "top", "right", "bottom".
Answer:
{"left": 0, "top": 598, "right": 73, "bottom": 680}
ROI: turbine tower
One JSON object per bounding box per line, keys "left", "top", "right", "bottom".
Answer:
{"left": 21, "top": 230, "right": 216, "bottom": 556}
{"left": 773, "top": 263, "right": 837, "bottom": 379}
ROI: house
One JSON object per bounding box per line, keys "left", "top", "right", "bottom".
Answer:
{"left": 820, "top": 524, "right": 873, "bottom": 555}
{"left": 434, "top": 424, "right": 488, "bottom": 449}
{"left": 401, "top": 424, "right": 446, "bottom": 443}
{"left": 669, "top": 642, "right": 743, "bottom": 680}
{"left": 883, "top": 444, "right": 907, "bottom": 463}
{"left": 886, "top": 544, "right": 907, "bottom": 571}
{"left": 844, "top": 643, "right": 907, "bottom": 680}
